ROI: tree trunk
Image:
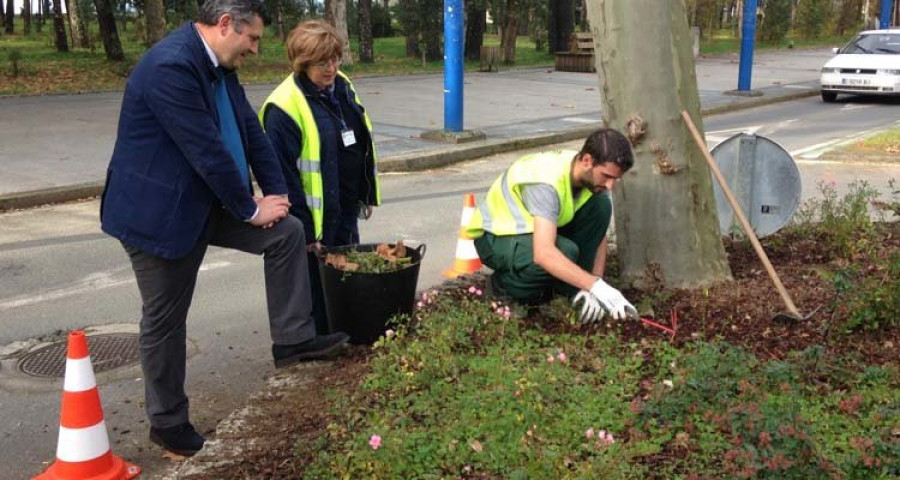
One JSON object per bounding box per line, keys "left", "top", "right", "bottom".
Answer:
{"left": 358, "top": 0, "right": 374, "bottom": 62}
{"left": 23, "top": 0, "right": 32, "bottom": 35}
{"left": 326, "top": 0, "right": 354, "bottom": 66}
{"left": 587, "top": 0, "right": 731, "bottom": 289}
{"left": 94, "top": 0, "right": 124, "bottom": 61}
{"left": 465, "top": 0, "right": 486, "bottom": 61}
{"left": 275, "top": 0, "right": 285, "bottom": 41}
{"left": 4, "top": 0, "right": 12, "bottom": 33}
{"left": 500, "top": 0, "right": 518, "bottom": 63}
{"left": 65, "top": 0, "right": 89, "bottom": 48}
{"left": 144, "top": 0, "right": 167, "bottom": 45}
{"left": 178, "top": 0, "right": 199, "bottom": 24}
{"left": 52, "top": 0, "right": 68, "bottom": 51}
{"left": 549, "top": 0, "right": 574, "bottom": 52}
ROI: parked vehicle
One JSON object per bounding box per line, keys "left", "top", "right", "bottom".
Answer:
{"left": 819, "top": 28, "right": 900, "bottom": 102}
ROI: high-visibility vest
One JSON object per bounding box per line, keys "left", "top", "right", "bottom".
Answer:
{"left": 466, "top": 150, "right": 593, "bottom": 238}
{"left": 259, "top": 71, "right": 380, "bottom": 241}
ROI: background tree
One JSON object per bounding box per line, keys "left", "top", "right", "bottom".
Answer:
{"left": 358, "top": 0, "right": 373, "bottom": 62}
{"left": 23, "top": 0, "right": 32, "bottom": 35}
{"left": 587, "top": 0, "right": 732, "bottom": 288}
{"left": 548, "top": 0, "right": 574, "bottom": 52}
{"left": 65, "top": 0, "right": 90, "bottom": 48}
{"left": 94, "top": 0, "right": 125, "bottom": 60}
{"left": 397, "top": 0, "right": 441, "bottom": 61}
{"left": 144, "top": 0, "right": 167, "bottom": 45}
{"left": 52, "top": 0, "right": 68, "bottom": 51}
{"left": 0, "top": 0, "right": 5, "bottom": 32}
{"left": 464, "top": 0, "right": 486, "bottom": 61}
{"left": 528, "top": 0, "right": 549, "bottom": 50}
{"left": 326, "top": 0, "right": 353, "bottom": 66}
{"left": 499, "top": 0, "right": 519, "bottom": 63}
{"left": 4, "top": 0, "right": 12, "bottom": 33}
{"left": 758, "top": 0, "right": 791, "bottom": 41}
{"left": 833, "top": 0, "right": 863, "bottom": 35}
{"left": 795, "top": 0, "right": 830, "bottom": 39}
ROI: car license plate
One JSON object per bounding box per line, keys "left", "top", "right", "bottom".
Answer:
{"left": 841, "top": 78, "right": 871, "bottom": 86}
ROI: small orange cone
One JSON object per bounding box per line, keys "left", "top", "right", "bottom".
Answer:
{"left": 443, "top": 193, "right": 483, "bottom": 278}
{"left": 34, "top": 331, "right": 140, "bottom": 480}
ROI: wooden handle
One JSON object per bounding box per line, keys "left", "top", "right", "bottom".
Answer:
{"left": 681, "top": 111, "right": 800, "bottom": 317}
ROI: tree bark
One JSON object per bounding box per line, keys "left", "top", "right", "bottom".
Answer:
{"left": 500, "top": 0, "right": 518, "bottom": 63}
{"left": 326, "top": 0, "right": 354, "bottom": 66}
{"left": 549, "top": 0, "right": 574, "bottom": 52}
{"left": 52, "top": 0, "right": 68, "bottom": 51}
{"left": 93, "top": 0, "right": 124, "bottom": 61}
{"left": 144, "top": 0, "right": 167, "bottom": 45}
{"left": 587, "top": 0, "right": 731, "bottom": 289}
{"left": 65, "top": 0, "right": 89, "bottom": 48}
{"left": 465, "top": 0, "right": 486, "bottom": 61}
{"left": 23, "top": 0, "right": 32, "bottom": 35}
{"left": 358, "top": 0, "right": 374, "bottom": 62}
{"left": 4, "top": 0, "right": 12, "bottom": 34}
{"left": 274, "top": 0, "right": 285, "bottom": 41}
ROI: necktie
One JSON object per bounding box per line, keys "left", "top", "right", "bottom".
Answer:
{"left": 214, "top": 68, "right": 249, "bottom": 187}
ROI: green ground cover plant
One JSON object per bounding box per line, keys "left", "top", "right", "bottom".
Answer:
{"left": 283, "top": 182, "right": 900, "bottom": 479}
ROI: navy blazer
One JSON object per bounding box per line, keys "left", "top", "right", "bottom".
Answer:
{"left": 101, "top": 22, "right": 287, "bottom": 259}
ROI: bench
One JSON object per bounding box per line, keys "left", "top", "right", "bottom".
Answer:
{"left": 554, "top": 32, "right": 596, "bottom": 73}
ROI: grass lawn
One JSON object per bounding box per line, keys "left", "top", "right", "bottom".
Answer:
{"left": 0, "top": 17, "right": 854, "bottom": 96}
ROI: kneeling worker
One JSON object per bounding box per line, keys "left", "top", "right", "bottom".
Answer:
{"left": 466, "top": 128, "right": 637, "bottom": 322}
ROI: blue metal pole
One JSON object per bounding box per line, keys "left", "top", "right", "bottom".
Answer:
{"left": 881, "top": 0, "right": 892, "bottom": 29}
{"left": 737, "top": 0, "right": 758, "bottom": 91}
{"left": 444, "top": 0, "right": 464, "bottom": 132}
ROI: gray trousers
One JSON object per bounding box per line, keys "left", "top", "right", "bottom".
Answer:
{"left": 124, "top": 209, "right": 314, "bottom": 428}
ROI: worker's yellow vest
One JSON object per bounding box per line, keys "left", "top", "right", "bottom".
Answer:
{"left": 466, "top": 150, "right": 593, "bottom": 238}
{"left": 258, "top": 71, "right": 380, "bottom": 241}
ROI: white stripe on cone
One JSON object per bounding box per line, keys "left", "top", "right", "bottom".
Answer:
{"left": 56, "top": 421, "right": 111, "bottom": 462}
{"left": 460, "top": 208, "right": 475, "bottom": 227}
{"left": 63, "top": 357, "right": 97, "bottom": 392}
{"left": 455, "top": 239, "right": 479, "bottom": 259}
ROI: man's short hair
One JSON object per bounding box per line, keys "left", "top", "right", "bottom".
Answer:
{"left": 198, "top": 0, "right": 269, "bottom": 29}
{"left": 580, "top": 128, "right": 634, "bottom": 172}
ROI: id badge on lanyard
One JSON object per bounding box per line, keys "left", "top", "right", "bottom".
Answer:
{"left": 341, "top": 128, "right": 357, "bottom": 147}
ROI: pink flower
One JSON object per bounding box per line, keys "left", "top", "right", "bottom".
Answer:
{"left": 385, "top": 329, "right": 395, "bottom": 338}
{"left": 475, "top": 288, "right": 483, "bottom": 296}
{"left": 468, "top": 286, "right": 477, "bottom": 294}
{"left": 369, "top": 434, "right": 382, "bottom": 450}
{"left": 547, "top": 355, "right": 555, "bottom": 363}
{"left": 556, "top": 352, "right": 567, "bottom": 363}
{"left": 585, "top": 427, "right": 595, "bottom": 439}
{"left": 417, "top": 301, "right": 424, "bottom": 308}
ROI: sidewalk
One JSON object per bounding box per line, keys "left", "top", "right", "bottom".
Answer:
{"left": 0, "top": 48, "right": 833, "bottom": 210}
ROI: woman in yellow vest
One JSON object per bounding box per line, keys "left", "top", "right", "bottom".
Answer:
{"left": 466, "top": 128, "right": 636, "bottom": 323}
{"left": 260, "top": 20, "right": 381, "bottom": 335}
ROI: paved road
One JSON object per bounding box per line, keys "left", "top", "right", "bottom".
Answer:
{"left": 0, "top": 48, "right": 834, "bottom": 204}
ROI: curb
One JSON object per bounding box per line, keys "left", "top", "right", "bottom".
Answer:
{"left": 0, "top": 89, "right": 820, "bottom": 213}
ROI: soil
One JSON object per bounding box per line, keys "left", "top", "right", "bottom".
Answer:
{"left": 172, "top": 223, "right": 899, "bottom": 479}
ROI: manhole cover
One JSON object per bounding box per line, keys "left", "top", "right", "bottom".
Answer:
{"left": 17, "top": 333, "right": 140, "bottom": 378}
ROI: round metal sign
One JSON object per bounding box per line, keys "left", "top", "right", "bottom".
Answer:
{"left": 710, "top": 133, "right": 802, "bottom": 238}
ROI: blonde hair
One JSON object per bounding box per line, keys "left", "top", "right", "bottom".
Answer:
{"left": 285, "top": 20, "right": 344, "bottom": 75}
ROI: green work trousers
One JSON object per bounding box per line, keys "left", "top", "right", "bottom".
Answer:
{"left": 473, "top": 193, "right": 612, "bottom": 304}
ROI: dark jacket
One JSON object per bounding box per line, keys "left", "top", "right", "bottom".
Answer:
{"left": 262, "top": 73, "right": 376, "bottom": 246}
{"left": 100, "top": 22, "right": 287, "bottom": 259}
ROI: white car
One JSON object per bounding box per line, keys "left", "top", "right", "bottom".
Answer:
{"left": 819, "top": 28, "right": 900, "bottom": 102}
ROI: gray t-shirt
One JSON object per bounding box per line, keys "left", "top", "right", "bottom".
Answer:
{"left": 521, "top": 184, "right": 609, "bottom": 222}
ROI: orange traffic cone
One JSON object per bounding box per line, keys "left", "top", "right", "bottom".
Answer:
{"left": 443, "top": 193, "right": 483, "bottom": 278}
{"left": 34, "top": 331, "right": 140, "bottom": 480}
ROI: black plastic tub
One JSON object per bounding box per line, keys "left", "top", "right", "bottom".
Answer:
{"left": 317, "top": 243, "right": 426, "bottom": 344}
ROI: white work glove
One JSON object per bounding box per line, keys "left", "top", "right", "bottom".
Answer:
{"left": 589, "top": 278, "right": 637, "bottom": 321}
{"left": 572, "top": 290, "right": 605, "bottom": 324}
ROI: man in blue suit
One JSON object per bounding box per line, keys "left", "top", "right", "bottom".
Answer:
{"left": 100, "top": 0, "right": 349, "bottom": 457}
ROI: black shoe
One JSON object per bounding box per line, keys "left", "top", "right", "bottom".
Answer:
{"left": 149, "top": 422, "right": 205, "bottom": 457}
{"left": 272, "top": 332, "right": 350, "bottom": 368}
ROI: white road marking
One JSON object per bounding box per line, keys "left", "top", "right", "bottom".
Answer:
{"left": 562, "top": 117, "right": 601, "bottom": 124}
{"left": 0, "top": 261, "right": 232, "bottom": 311}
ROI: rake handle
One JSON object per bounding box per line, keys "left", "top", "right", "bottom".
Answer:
{"left": 681, "top": 111, "right": 801, "bottom": 317}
